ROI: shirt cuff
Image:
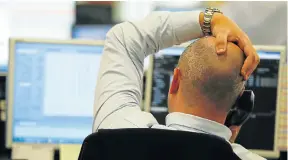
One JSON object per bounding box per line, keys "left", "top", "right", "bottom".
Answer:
{"left": 170, "top": 11, "right": 204, "bottom": 44}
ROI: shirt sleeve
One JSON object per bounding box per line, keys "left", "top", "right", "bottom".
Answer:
{"left": 93, "top": 11, "right": 203, "bottom": 131}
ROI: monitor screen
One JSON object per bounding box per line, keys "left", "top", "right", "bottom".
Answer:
{"left": 72, "top": 25, "right": 113, "bottom": 40}
{"left": 235, "top": 51, "right": 280, "bottom": 152}
{"left": 8, "top": 40, "right": 104, "bottom": 145}
{"left": 0, "top": 40, "right": 8, "bottom": 73}
{"left": 149, "top": 46, "right": 281, "bottom": 155}
{"left": 150, "top": 47, "right": 184, "bottom": 124}
{"left": 71, "top": 25, "right": 167, "bottom": 73}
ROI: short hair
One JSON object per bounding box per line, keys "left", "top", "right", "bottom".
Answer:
{"left": 178, "top": 37, "right": 245, "bottom": 111}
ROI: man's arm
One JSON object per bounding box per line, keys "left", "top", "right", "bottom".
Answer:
{"left": 93, "top": 11, "right": 203, "bottom": 131}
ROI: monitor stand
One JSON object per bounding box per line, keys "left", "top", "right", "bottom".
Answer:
{"left": 59, "top": 144, "right": 81, "bottom": 160}
{"left": 12, "top": 144, "right": 54, "bottom": 160}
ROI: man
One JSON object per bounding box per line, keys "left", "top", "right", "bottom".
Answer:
{"left": 93, "top": 9, "right": 262, "bottom": 160}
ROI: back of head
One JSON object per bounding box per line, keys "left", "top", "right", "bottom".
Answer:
{"left": 178, "top": 37, "right": 245, "bottom": 111}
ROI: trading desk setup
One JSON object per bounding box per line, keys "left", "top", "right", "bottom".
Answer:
{"left": 0, "top": 37, "right": 286, "bottom": 160}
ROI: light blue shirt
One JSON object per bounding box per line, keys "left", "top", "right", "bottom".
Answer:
{"left": 93, "top": 11, "right": 266, "bottom": 160}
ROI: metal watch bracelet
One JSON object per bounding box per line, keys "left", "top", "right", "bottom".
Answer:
{"left": 202, "top": 7, "right": 222, "bottom": 36}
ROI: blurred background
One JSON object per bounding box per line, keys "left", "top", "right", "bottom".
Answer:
{"left": 0, "top": 1, "right": 287, "bottom": 160}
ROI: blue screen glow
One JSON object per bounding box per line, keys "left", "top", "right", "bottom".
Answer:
{"left": 158, "top": 47, "right": 281, "bottom": 60}
{"left": 12, "top": 42, "right": 104, "bottom": 144}
{"left": 0, "top": 63, "right": 7, "bottom": 73}
{"left": 0, "top": 44, "right": 8, "bottom": 73}
{"left": 72, "top": 25, "right": 113, "bottom": 40}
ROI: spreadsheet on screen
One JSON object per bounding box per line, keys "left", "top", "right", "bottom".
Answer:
{"left": 10, "top": 41, "right": 103, "bottom": 144}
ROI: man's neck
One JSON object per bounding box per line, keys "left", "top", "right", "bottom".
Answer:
{"left": 173, "top": 104, "right": 227, "bottom": 124}
{"left": 170, "top": 92, "right": 228, "bottom": 124}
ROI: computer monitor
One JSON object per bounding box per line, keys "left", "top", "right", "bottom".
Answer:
{"left": 235, "top": 46, "right": 285, "bottom": 158}
{"left": 0, "top": 40, "right": 8, "bottom": 75}
{"left": 153, "top": 3, "right": 203, "bottom": 12}
{"left": 145, "top": 44, "right": 285, "bottom": 158}
{"left": 71, "top": 24, "right": 113, "bottom": 40}
{"left": 144, "top": 44, "right": 187, "bottom": 124}
{"left": 71, "top": 24, "right": 149, "bottom": 109}
{"left": 6, "top": 39, "right": 105, "bottom": 148}
{"left": 154, "top": 7, "right": 194, "bottom": 12}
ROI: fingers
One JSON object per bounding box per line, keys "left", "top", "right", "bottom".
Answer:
{"left": 245, "top": 47, "right": 260, "bottom": 79}
{"left": 229, "top": 126, "right": 241, "bottom": 133}
{"left": 238, "top": 36, "right": 260, "bottom": 80}
{"left": 242, "top": 52, "right": 259, "bottom": 80}
{"left": 215, "top": 31, "right": 229, "bottom": 54}
{"left": 218, "top": 30, "right": 259, "bottom": 80}
{"left": 229, "top": 126, "right": 241, "bottom": 143}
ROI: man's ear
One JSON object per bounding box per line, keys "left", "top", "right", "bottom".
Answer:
{"left": 169, "top": 68, "right": 181, "bottom": 94}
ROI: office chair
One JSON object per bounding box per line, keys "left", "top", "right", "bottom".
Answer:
{"left": 78, "top": 128, "right": 241, "bottom": 160}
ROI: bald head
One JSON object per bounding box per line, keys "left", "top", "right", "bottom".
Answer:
{"left": 178, "top": 37, "right": 245, "bottom": 111}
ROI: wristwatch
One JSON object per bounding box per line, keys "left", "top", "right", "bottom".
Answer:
{"left": 202, "top": 7, "right": 223, "bottom": 36}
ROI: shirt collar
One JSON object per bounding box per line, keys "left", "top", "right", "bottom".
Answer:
{"left": 165, "top": 112, "right": 232, "bottom": 141}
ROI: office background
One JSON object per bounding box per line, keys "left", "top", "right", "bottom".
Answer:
{"left": 0, "top": 1, "right": 287, "bottom": 160}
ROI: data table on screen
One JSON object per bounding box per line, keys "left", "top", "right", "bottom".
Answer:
{"left": 150, "top": 47, "right": 184, "bottom": 124}
{"left": 43, "top": 53, "right": 101, "bottom": 117}
{"left": 10, "top": 41, "right": 104, "bottom": 145}
{"left": 237, "top": 52, "right": 280, "bottom": 152}
{"left": 148, "top": 47, "right": 284, "bottom": 156}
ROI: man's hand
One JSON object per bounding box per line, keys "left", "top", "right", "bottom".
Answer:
{"left": 229, "top": 126, "right": 242, "bottom": 143}
{"left": 199, "top": 12, "right": 260, "bottom": 80}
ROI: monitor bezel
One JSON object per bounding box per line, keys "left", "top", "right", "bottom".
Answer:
{"left": 6, "top": 38, "right": 105, "bottom": 149}
{"left": 145, "top": 44, "right": 285, "bottom": 158}
{"left": 0, "top": 72, "right": 7, "bottom": 77}
{"left": 276, "top": 48, "right": 287, "bottom": 151}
